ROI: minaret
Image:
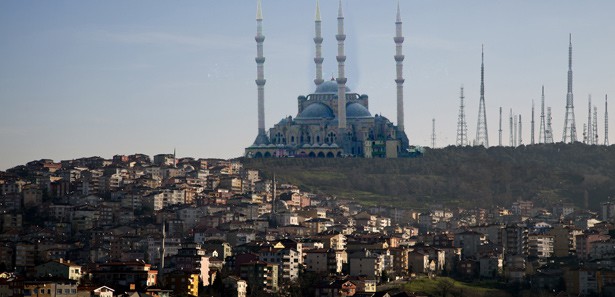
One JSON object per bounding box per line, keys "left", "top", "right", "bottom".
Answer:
{"left": 253, "top": 0, "right": 270, "bottom": 145}
{"left": 605, "top": 95, "right": 610, "bottom": 146}
{"left": 475, "top": 45, "right": 489, "bottom": 147}
{"left": 562, "top": 34, "right": 577, "bottom": 143}
{"left": 456, "top": 86, "right": 468, "bottom": 146}
{"left": 539, "top": 86, "right": 546, "bottom": 143}
{"left": 498, "top": 107, "right": 503, "bottom": 146}
{"left": 531, "top": 101, "right": 535, "bottom": 145}
{"left": 394, "top": 1, "right": 405, "bottom": 132}
{"left": 313, "top": 0, "right": 324, "bottom": 86}
{"left": 336, "top": 0, "right": 348, "bottom": 131}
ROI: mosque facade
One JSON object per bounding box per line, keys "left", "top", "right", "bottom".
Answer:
{"left": 245, "top": 0, "right": 409, "bottom": 158}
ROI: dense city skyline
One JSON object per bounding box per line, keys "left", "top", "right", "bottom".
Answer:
{"left": 1, "top": 1, "right": 615, "bottom": 169}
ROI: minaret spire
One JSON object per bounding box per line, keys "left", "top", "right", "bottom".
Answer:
{"left": 313, "top": 0, "right": 324, "bottom": 86}
{"left": 336, "top": 0, "right": 348, "bottom": 130}
{"left": 539, "top": 85, "right": 546, "bottom": 143}
{"left": 562, "top": 33, "right": 577, "bottom": 143}
{"left": 252, "top": 0, "right": 270, "bottom": 145}
{"left": 475, "top": 44, "right": 489, "bottom": 147}
{"left": 394, "top": 0, "right": 405, "bottom": 132}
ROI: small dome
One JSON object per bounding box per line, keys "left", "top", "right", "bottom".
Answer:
{"left": 346, "top": 102, "right": 371, "bottom": 118}
{"left": 315, "top": 79, "right": 351, "bottom": 94}
{"left": 297, "top": 103, "right": 335, "bottom": 119}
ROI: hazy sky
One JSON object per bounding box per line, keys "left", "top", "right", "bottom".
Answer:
{"left": 1, "top": 1, "right": 614, "bottom": 170}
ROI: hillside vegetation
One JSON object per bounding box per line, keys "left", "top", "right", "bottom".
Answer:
{"left": 243, "top": 143, "right": 615, "bottom": 210}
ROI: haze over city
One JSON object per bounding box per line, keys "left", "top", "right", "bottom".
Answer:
{"left": 1, "top": 0, "right": 614, "bottom": 169}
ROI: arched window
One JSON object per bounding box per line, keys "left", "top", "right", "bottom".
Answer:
{"left": 327, "top": 132, "right": 337, "bottom": 144}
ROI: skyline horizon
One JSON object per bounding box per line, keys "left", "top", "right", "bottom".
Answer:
{"left": 1, "top": 1, "right": 614, "bottom": 170}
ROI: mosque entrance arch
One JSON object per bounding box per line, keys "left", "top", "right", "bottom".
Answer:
{"left": 317, "top": 152, "right": 325, "bottom": 158}
{"left": 264, "top": 152, "right": 272, "bottom": 158}
{"left": 326, "top": 152, "right": 334, "bottom": 158}
{"left": 254, "top": 152, "right": 263, "bottom": 158}
{"left": 308, "top": 152, "right": 316, "bottom": 158}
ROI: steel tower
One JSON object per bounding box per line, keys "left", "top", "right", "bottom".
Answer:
{"left": 519, "top": 114, "right": 523, "bottom": 145}
{"left": 509, "top": 109, "right": 513, "bottom": 146}
{"left": 456, "top": 86, "right": 468, "bottom": 146}
{"left": 593, "top": 106, "right": 599, "bottom": 145}
{"left": 587, "top": 95, "right": 593, "bottom": 144}
{"left": 531, "top": 101, "right": 535, "bottom": 145}
{"left": 562, "top": 34, "right": 577, "bottom": 143}
{"left": 431, "top": 118, "right": 436, "bottom": 148}
{"left": 606, "top": 95, "right": 610, "bottom": 146}
{"left": 475, "top": 45, "right": 489, "bottom": 147}
{"left": 539, "top": 86, "right": 546, "bottom": 143}
{"left": 499, "top": 107, "right": 503, "bottom": 146}
{"left": 546, "top": 107, "right": 554, "bottom": 143}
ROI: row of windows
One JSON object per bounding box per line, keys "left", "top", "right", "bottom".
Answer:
{"left": 25, "top": 288, "right": 77, "bottom": 295}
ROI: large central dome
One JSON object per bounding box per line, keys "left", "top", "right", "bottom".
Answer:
{"left": 296, "top": 103, "right": 335, "bottom": 119}
{"left": 315, "top": 80, "right": 351, "bottom": 94}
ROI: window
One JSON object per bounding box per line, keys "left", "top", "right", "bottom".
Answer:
{"left": 57, "top": 289, "right": 63, "bottom": 294}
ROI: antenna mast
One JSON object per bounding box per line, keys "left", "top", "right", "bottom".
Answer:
{"left": 431, "top": 118, "right": 436, "bottom": 148}
{"left": 562, "top": 34, "right": 577, "bottom": 143}
{"left": 546, "top": 107, "right": 554, "bottom": 143}
{"left": 475, "top": 45, "right": 489, "bottom": 147}
{"left": 605, "top": 94, "right": 610, "bottom": 146}
{"left": 509, "top": 109, "right": 514, "bottom": 146}
{"left": 499, "top": 107, "right": 503, "bottom": 146}
{"left": 531, "top": 101, "right": 535, "bottom": 145}
{"left": 539, "top": 86, "right": 546, "bottom": 143}
{"left": 456, "top": 86, "right": 468, "bottom": 146}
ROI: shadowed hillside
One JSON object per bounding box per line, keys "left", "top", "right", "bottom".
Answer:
{"left": 243, "top": 143, "right": 615, "bottom": 210}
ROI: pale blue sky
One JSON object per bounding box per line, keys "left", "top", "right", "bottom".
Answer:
{"left": 1, "top": 1, "right": 614, "bottom": 169}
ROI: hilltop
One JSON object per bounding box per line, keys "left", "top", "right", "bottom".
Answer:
{"left": 243, "top": 143, "right": 615, "bottom": 210}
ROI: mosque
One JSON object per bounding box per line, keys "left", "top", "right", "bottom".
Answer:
{"left": 245, "top": 0, "right": 410, "bottom": 158}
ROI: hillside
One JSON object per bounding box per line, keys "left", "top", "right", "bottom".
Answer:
{"left": 243, "top": 143, "right": 615, "bottom": 210}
